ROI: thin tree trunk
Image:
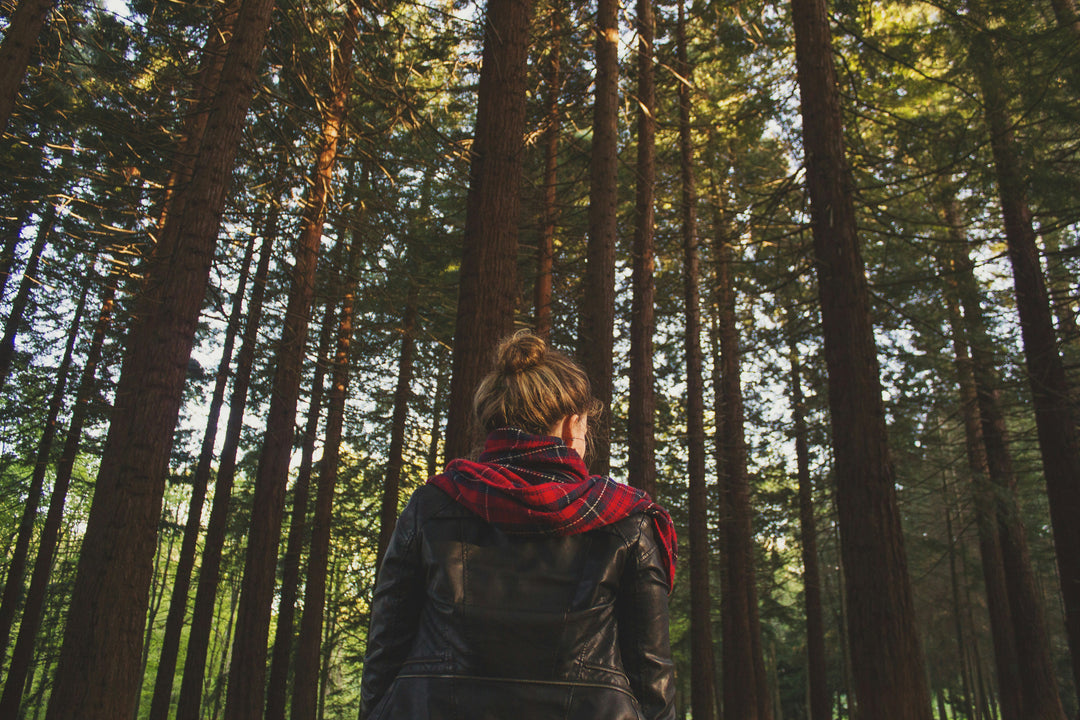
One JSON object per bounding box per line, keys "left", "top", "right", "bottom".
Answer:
{"left": 376, "top": 285, "right": 418, "bottom": 576}
{"left": 0, "top": 263, "right": 118, "bottom": 717}
{"left": 943, "top": 481, "right": 977, "bottom": 720}
{"left": 628, "top": 0, "right": 657, "bottom": 497}
{"left": 576, "top": 0, "right": 618, "bottom": 475}
{"left": 224, "top": 4, "right": 358, "bottom": 714}
{"left": 939, "top": 232, "right": 1025, "bottom": 720}
{"left": 43, "top": 0, "right": 277, "bottom": 714}
{"left": 533, "top": 0, "right": 562, "bottom": 341}
{"left": 428, "top": 360, "right": 448, "bottom": 475}
{"left": 0, "top": 0, "right": 56, "bottom": 133}
{"left": 790, "top": 0, "right": 933, "bottom": 711}
{"left": 290, "top": 240, "right": 360, "bottom": 720}
{"left": 944, "top": 197, "right": 1068, "bottom": 719}
{"left": 0, "top": 276, "right": 86, "bottom": 660}
{"left": 788, "top": 314, "right": 831, "bottom": 720}
{"left": 0, "top": 203, "right": 51, "bottom": 391}
{"left": 175, "top": 228, "right": 274, "bottom": 720}
{"left": 966, "top": 4, "right": 1080, "bottom": 700}
{"left": 677, "top": 5, "right": 716, "bottom": 717}
{"left": 444, "top": 0, "right": 532, "bottom": 460}
{"left": 147, "top": 231, "right": 257, "bottom": 720}
{"left": 716, "top": 184, "right": 764, "bottom": 720}
{"left": 264, "top": 294, "right": 337, "bottom": 720}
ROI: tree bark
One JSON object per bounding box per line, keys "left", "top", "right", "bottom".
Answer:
{"left": 147, "top": 231, "right": 257, "bottom": 720}
{"left": 0, "top": 263, "right": 118, "bottom": 718}
{"left": 788, "top": 314, "right": 831, "bottom": 720}
{"left": 966, "top": 1, "right": 1080, "bottom": 701}
{"left": 444, "top": 0, "right": 532, "bottom": 460}
{"left": 175, "top": 228, "right": 274, "bottom": 720}
{"left": 790, "top": 0, "right": 933, "bottom": 712}
{"left": 628, "top": 0, "right": 657, "bottom": 497}
{"left": 43, "top": 0, "right": 277, "bottom": 713}
{"left": 0, "top": 0, "right": 57, "bottom": 133}
{"left": 223, "top": 3, "right": 358, "bottom": 714}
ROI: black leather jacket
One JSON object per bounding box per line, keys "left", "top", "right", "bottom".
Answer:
{"left": 360, "top": 484, "right": 676, "bottom": 720}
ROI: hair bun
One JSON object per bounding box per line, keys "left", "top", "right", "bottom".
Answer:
{"left": 497, "top": 330, "right": 546, "bottom": 373}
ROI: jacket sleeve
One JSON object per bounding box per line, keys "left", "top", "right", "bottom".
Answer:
{"left": 617, "top": 516, "right": 677, "bottom": 720}
{"left": 359, "top": 491, "right": 426, "bottom": 719}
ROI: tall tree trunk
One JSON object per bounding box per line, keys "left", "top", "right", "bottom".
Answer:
{"left": 533, "top": 0, "right": 562, "bottom": 341}
{"left": 790, "top": 0, "right": 933, "bottom": 712}
{"left": 966, "top": 2, "right": 1080, "bottom": 701}
{"left": 41, "top": 0, "right": 278, "bottom": 712}
{"left": 290, "top": 241, "right": 360, "bottom": 720}
{"left": 264, "top": 295, "right": 337, "bottom": 720}
{"left": 677, "top": 5, "right": 716, "bottom": 718}
{"left": 0, "top": 262, "right": 118, "bottom": 718}
{"left": 628, "top": 0, "right": 657, "bottom": 497}
{"left": 376, "top": 285, "right": 418, "bottom": 576}
{"left": 175, "top": 228, "right": 274, "bottom": 720}
{"left": 577, "top": 0, "right": 618, "bottom": 475}
{"left": 427, "top": 360, "right": 449, "bottom": 475}
{"left": 939, "top": 236, "right": 1026, "bottom": 720}
{"left": 224, "top": 4, "right": 359, "bottom": 715}
{"left": 43, "top": 0, "right": 276, "bottom": 712}
{"left": 788, "top": 314, "right": 831, "bottom": 720}
{"left": 444, "top": 0, "right": 532, "bottom": 459}
{"left": 0, "top": 0, "right": 56, "bottom": 133}
{"left": 0, "top": 276, "right": 87, "bottom": 660}
{"left": 942, "top": 482, "right": 977, "bottom": 720}
{"left": 716, "top": 185, "right": 767, "bottom": 720}
{"left": 0, "top": 203, "right": 51, "bottom": 391}
{"left": 147, "top": 231, "right": 257, "bottom": 720}
{"left": 943, "top": 195, "right": 1068, "bottom": 719}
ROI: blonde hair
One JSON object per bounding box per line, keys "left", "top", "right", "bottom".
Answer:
{"left": 474, "top": 330, "right": 602, "bottom": 437}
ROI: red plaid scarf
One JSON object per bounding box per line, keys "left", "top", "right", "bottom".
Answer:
{"left": 427, "top": 428, "right": 677, "bottom": 591}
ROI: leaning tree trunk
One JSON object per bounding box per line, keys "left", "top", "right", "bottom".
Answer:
{"left": 223, "top": 4, "right": 359, "bottom": 715}
{"left": 0, "top": 0, "right": 57, "bottom": 133}
{"left": 263, "top": 294, "right": 336, "bottom": 720}
{"left": 444, "top": 0, "right": 532, "bottom": 460}
{"left": 966, "top": 2, "right": 1080, "bottom": 701}
{"left": 0, "top": 203, "right": 51, "bottom": 391}
{"left": 0, "top": 262, "right": 118, "bottom": 718}
{"left": 175, "top": 227, "right": 273, "bottom": 720}
{"left": 628, "top": 0, "right": 657, "bottom": 498}
{"left": 43, "top": 0, "right": 277, "bottom": 714}
{"left": 0, "top": 277, "right": 87, "bottom": 661}
{"left": 576, "top": 0, "right": 618, "bottom": 476}
{"left": 290, "top": 240, "right": 360, "bottom": 720}
{"left": 677, "top": 4, "right": 716, "bottom": 718}
{"left": 147, "top": 232, "right": 257, "bottom": 720}
{"left": 787, "top": 313, "right": 831, "bottom": 720}
{"left": 790, "top": 0, "right": 933, "bottom": 713}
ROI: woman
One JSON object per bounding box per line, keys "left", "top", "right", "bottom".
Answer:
{"left": 360, "top": 330, "right": 677, "bottom": 720}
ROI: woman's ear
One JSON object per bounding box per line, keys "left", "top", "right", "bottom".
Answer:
{"left": 558, "top": 414, "right": 577, "bottom": 445}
